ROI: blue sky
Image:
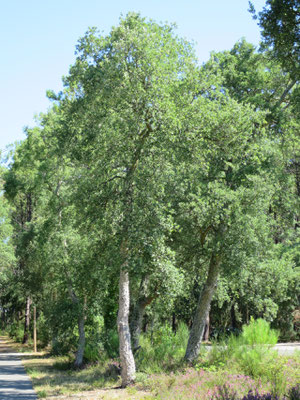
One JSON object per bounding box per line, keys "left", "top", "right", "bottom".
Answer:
{"left": 0, "top": 0, "right": 266, "bottom": 151}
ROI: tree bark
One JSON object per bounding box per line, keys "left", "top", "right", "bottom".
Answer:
{"left": 74, "top": 314, "right": 85, "bottom": 368}
{"left": 23, "top": 297, "right": 32, "bottom": 344}
{"left": 33, "top": 306, "right": 37, "bottom": 353}
{"left": 130, "top": 281, "right": 157, "bottom": 352}
{"left": 130, "top": 301, "right": 145, "bottom": 352}
{"left": 118, "top": 268, "right": 136, "bottom": 387}
{"left": 66, "top": 270, "right": 86, "bottom": 368}
{"left": 203, "top": 311, "right": 210, "bottom": 341}
{"left": 172, "top": 313, "right": 177, "bottom": 333}
{"left": 185, "top": 253, "right": 220, "bottom": 362}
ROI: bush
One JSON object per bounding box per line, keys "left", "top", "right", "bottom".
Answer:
{"left": 227, "top": 318, "right": 279, "bottom": 378}
{"left": 83, "top": 343, "right": 102, "bottom": 363}
{"left": 51, "top": 332, "right": 77, "bottom": 356}
{"left": 136, "top": 322, "right": 189, "bottom": 372}
{"left": 101, "top": 328, "right": 119, "bottom": 359}
{"left": 214, "top": 385, "right": 300, "bottom": 400}
{"left": 36, "top": 312, "right": 51, "bottom": 348}
{"left": 240, "top": 318, "right": 278, "bottom": 346}
{"left": 287, "top": 384, "right": 300, "bottom": 400}
{"left": 242, "top": 392, "right": 279, "bottom": 400}
{"left": 213, "top": 385, "right": 287, "bottom": 400}
{"left": 8, "top": 322, "right": 24, "bottom": 343}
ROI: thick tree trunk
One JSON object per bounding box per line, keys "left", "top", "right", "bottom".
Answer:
{"left": 118, "top": 269, "right": 136, "bottom": 387}
{"left": 23, "top": 297, "right": 32, "bottom": 344}
{"left": 185, "top": 254, "right": 220, "bottom": 362}
{"left": 74, "top": 314, "right": 85, "bottom": 368}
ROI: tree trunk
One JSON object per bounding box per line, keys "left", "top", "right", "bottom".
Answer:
{"left": 23, "top": 297, "right": 31, "bottom": 344}
{"left": 67, "top": 283, "right": 86, "bottom": 368}
{"left": 1, "top": 309, "right": 6, "bottom": 330}
{"left": 231, "top": 304, "right": 237, "bottom": 329}
{"left": 172, "top": 313, "right": 177, "bottom": 333}
{"left": 118, "top": 268, "right": 136, "bottom": 387}
{"left": 74, "top": 314, "right": 85, "bottom": 368}
{"left": 130, "top": 285, "right": 157, "bottom": 352}
{"left": 130, "top": 301, "right": 145, "bottom": 352}
{"left": 33, "top": 306, "right": 37, "bottom": 353}
{"left": 185, "top": 254, "right": 220, "bottom": 362}
{"left": 203, "top": 311, "right": 210, "bottom": 341}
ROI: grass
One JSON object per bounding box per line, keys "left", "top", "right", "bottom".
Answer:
{"left": 14, "top": 341, "right": 299, "bottom": 399}
{"left": 3, "top": 319, "right": 299, "bottom": 399}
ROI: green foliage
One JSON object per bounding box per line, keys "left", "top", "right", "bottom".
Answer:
{"left": 83, "top": 343, "right": 102, "bottom": 363}
{"left": 0, "top": 9, "right": 298, "bottom": 382}
{"left": 136, "top": 322, "right": 189, "bottom": 372}
{"left": 101, "top": 328, "right": 119, "bottom": 359}
{"left": 227, "top": 318, "right": 279, "bottom": 378}
{"left": 36, "top": 312, "right": 51, "bottom": 348}
{"left": 288, "top": 384, "right": 300, "bottom": 400}
{"left": 240, "top": 318, "right": 278, "bottom": 346}
{"left": 8, "top": 322, "right": 25, "bottom": 343}
{"left": 249, "top": 0, "right": 300, "bottom": 78}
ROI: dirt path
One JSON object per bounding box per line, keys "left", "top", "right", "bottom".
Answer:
{"left": 0, "top": 336, "right": 37, "bottom": 399}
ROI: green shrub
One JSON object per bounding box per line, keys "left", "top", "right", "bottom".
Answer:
{"left": 227, "top": 318, "right": 279, "bottom": 378}
{"left": 36, "top": 312, "right": 51, "bottom": 348}
{"left": 136, "top": 322, "right": 189, "bottom": 372}
{"left": 8, "top": 322, "right": 24, "bottom": 343}
{"left": 101, "top": 328, "right": 119, "bottom": 359}
{"left": 84, "top": 343, "right": 102, "bottom": 363}
{"left": 240, "top": 318, "right": 278, "bottom": 346}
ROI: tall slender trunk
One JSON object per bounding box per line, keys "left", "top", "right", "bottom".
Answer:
{"left": 185, "top": 253, "right": 220, "bottom": 362}
{"left": 66, "top": 273, "right": 86, "bottom": 368}
{"left": 172, "top": 313, "right": 177, "bottom": 333}
{"left": 130, "top": 301, "right": 145, "bottom": 352}
{"left": 117, "top": 124, "right": 152, "bottom": 386}
{"left": 74, "top": 314, "right": 85, "bottom": 368}
{"left": 33, "top": 306, "right": 37, "bottom": 353}
{"left": 1, "top": 310, "right": 4, "bottom": 330}
{"left": 118, "top": 268, "right": 136, "bottom": 387}
{"left": 23, "top": 296, "right": 32, "bottom": 344}
{"left": 203, "top": 311, "right": 210, "bottom": 341}
{"left": 231, "top": 304, "right": 237, "bottom": 329}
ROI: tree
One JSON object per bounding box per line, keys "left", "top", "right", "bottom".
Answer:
{"left": 170, "top": 89, "right": 272, "bottom": 361}
{"left": 52, "top": 13, "right": 198, "bottom": 385}
{"left": 195, "top": 40, "right": 299, "bottom": 343}
{"left": 249, "top": 0, "right": 300, "bottom": 79}
{"left": 3, "top": 134, "right": 43, "bottom": 343}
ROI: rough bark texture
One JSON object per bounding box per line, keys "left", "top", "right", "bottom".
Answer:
{"left": 74, "top": 315, "right": 85, "bottom": 368}
{"left": 33, "top": 306, "right": 37, "bottom": 353}
{"left": 118, "top": 269, "right": 136, "bottom": 387}
{"left": 22, "top": 297, "right": 32, "bottom": 344}
{"left": 66, "top": 272, "right": 86, "bottom": 368}
{"left": 130, "top": 301, "right": 145, "bottom": 352}
{"left": 203, "top": 312, "right": 210, "bottom": 341}
{"left": 130, "top": 280, "right": 157, "bottom": 352}
{"left": 185, "top": 254, "right": 220, "bottom": 362}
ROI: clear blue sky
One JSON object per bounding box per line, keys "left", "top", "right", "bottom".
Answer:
{"left": 0, "top": 0, "right": 266, "bottom": 151}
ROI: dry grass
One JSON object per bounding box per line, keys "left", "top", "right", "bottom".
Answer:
{"left": 0, "top": 337, "right": 153, "bottom": 399}
{"left": 2, "top": 336, "right": 299, "bottom": 400}
{"left": 21, "top": 355, "right": 154, "bottom": 399}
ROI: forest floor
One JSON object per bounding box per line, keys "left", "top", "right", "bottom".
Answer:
{"left": 4, "top": 337, "right": 300, "bottom": 400}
